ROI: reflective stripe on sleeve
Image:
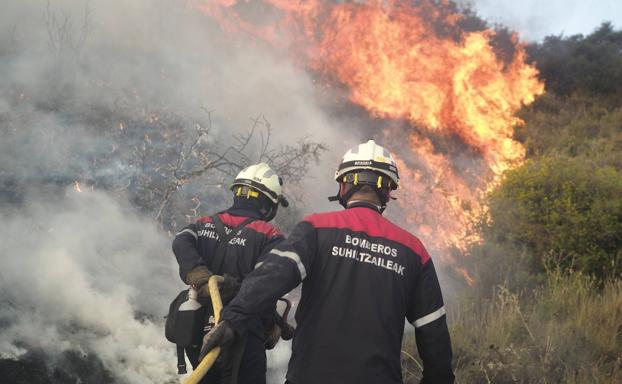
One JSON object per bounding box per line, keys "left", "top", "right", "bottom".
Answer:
{"left": 271, "top": 249, "right": 307, "bottom": 280}
{"left": 175, "top": 228, "right": 198, "bottom": 241}
{"left": 413, "top": 306, "right": 446, "bottom": 328}
{"left": 254, "top": 261, "right": 264, "bottom": 269}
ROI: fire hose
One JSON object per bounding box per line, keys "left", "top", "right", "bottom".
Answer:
{"left": 183, "top": 275, "right": 224, "bottom": 384}
{"left": 183, "top": 277, "right": 295, "bottom": 384}
{"left": 277, "top": 298, "right": 294, "bottom": 341}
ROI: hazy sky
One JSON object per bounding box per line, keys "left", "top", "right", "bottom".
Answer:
{"left": 468, "top": 0, "right": 622, "bottom": 41}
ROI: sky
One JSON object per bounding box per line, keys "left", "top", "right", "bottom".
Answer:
{"left": 468, "top": 0, "right": 622, "bottom": 41}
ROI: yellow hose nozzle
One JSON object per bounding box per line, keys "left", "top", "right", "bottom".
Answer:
{"left": 183, "top": 275, "right": 224, "bottom": 384}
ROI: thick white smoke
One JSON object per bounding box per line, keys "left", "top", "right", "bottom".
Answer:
{"left": 0, "top": 187, "right": 295, "bottom": 383}
{"left": 0, "top": 0, "right": 350, "bottom": 211}
{"left": 0, "top": 189, "right": 180, "bottom": 383}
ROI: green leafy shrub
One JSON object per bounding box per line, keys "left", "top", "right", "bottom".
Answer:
{"left": 485, "top": 156, "right": 622, "bottom": 279}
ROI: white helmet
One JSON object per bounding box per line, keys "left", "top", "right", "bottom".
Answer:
{"left": 335, "top": 140, "right": 399, "bottom": 189}
{"left": 231, "top": 163, "right": 288, "bottom": 206}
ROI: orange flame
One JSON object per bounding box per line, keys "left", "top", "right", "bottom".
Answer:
{"left": 73, "top": 181, "right": 83, "bottom": 193}
{"left": 195, "top": 0, "right": 544, "bottom": 284}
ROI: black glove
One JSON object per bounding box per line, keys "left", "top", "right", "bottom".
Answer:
{"left": 264, "top": 324, "right": 281, "bottom": 350}
{"left": 185, "top": 265, "right": 213, "bottom": 298}
{"left": 219, "top": 274, "right": 242, "bottom": 304}
{"left": 199, "top": 320, "right": 237, "bottom": 362}
{"left": 279, "top": 321, "right": 295, "bottom": 341}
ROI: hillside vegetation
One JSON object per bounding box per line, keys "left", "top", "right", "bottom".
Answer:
{"left": 403, "top": 23, "right": 622, "bottom": 384}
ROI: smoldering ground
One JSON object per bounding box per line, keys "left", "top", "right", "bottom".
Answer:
{"left": 0, "top": 188, "right": 290, "bottom": 383}
{"left": 0, "top": 190, "right": 179, "bottom": 383}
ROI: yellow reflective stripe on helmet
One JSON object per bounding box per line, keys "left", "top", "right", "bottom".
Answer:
{"left": 246, "top": 189, "right": 259, "bottom": 199}
{"left": 353, "top": 173, "right": 359, "bottom": 185}
{"left": 236, "top": 186, "right": 259, "bottom": 198}
{"left": 377, "top": 175, "right": 382, "bottom": 188}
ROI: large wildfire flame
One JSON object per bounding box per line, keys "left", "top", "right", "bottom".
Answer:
{"left": 195, "top": 0, "right": 544, "bottom": 283}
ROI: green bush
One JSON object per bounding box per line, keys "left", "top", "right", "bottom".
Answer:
{"left": 485, "top": 156, "right": 622, "bottom": 279}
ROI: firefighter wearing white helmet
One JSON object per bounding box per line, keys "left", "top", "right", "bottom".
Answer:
{"left": 231, "top": 162, "right": 289, "bottom": 221}
{"left": 205, "top": 140, "right": 455, "bottom": 384}
{"left": 329, "top": 139, "right": 399, "bottom": 212}
{"left": 172, "top": 162, "right": 291, "bottom": 383}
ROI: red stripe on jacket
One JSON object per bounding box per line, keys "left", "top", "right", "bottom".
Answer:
{"left": 198, "top": 213, "right": 282, "bottom": 238}
{"left": 304, "top": 207, "right": 430, "bottom": 264}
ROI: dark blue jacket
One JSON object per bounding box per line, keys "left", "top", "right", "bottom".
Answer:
{"left": 223, "top": 203, "right": 454, "bottom": 384}
{"left": 172, "top": 206, "right": 283, "bottom": 337}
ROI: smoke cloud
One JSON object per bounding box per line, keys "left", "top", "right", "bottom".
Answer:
{"left": 0, "top": 0, "right": 352, "bottom": 382}
{"left": 0, "top": 189, "right": 180, "bottom": 383}
{"left": 0, "top": 0, "right": 350, "bottom": 212}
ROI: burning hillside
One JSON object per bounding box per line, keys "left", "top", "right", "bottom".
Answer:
{"left": 195, "top": 0, "right": 544, "bottom": 280}
{"left": 0, "top": 0, "right": 550, "bottom": 382}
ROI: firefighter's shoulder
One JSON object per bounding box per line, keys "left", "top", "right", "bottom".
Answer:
{"left": 379, "top": 216, "right": 431, "bottom": 265}
{"left": 246, "top": 220, "right": 282, "bottom": 238}
{"left": 302, "top": 209, "right": 430, "bottom": 264}
{"left": 301, "top": 209, "right": 347, "bottom": 228}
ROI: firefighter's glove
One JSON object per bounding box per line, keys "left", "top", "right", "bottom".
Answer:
{"left": 185, "top": 265, "right": 213, "bottom": 297}
{"left": 279, "top": 321, "right": 295, "bottom": 341}
{"left": 219, "top": 274, "right": 242, "bottom": 305}
{"left": 265, "top": 324, "right": 281, "bottom": 350}
{"left": 199, "top": 320, "right": 236, "bottom": 362}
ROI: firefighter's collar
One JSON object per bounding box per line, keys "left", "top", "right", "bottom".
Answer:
{"left": 346, "top": 200, "right": 383, "bottom": 213}
{"left": 227, "top": 207, "right": 265, "bottom": 219}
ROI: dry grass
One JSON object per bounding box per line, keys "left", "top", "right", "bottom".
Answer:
{"left": 402, "top": 270, "right": 622, "bottom": 383}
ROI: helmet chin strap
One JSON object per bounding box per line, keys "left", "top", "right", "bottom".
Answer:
{"left": 328, "top": 183, "right": 389, "bottom": 213}
{"left": 263, "top": 196, "right": 288, "bottom": 221}
{"left": 263, "top": 196, "right": 290, "bottom": 221}
{"left": 328, "top": 183, "right": 361, "bottom": 208}
{"left": 261, "top": 203, "right": 278, "bottom": 221}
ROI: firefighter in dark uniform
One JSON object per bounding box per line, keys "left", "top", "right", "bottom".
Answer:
{"left": 172, "top": 163, "right": 289, "bottom": 384}
{"left": 200, "top": 140, "right": 455, "bottom": 384}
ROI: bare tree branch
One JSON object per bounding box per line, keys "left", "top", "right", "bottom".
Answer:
{"left": 113, "top": 103, "right": 325, "bottom": 229}
{"left": 45, "top": 0, "right": 91, "bottom": 65}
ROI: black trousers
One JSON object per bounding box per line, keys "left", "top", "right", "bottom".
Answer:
{"left": 186, "top": 332, "right": 267, "bottom": 384}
